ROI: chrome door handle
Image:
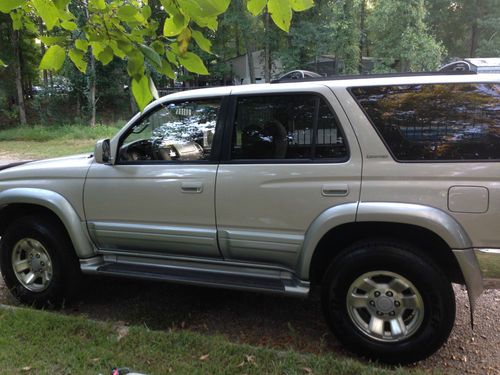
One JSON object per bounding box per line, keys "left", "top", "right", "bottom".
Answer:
{"left": 181, "top": 182, "right": 203, "bottom": 193}
{"left": 322, "top": 184, "right": 349, "bottom": 197}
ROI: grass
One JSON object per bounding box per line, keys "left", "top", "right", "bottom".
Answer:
{"left": 0, "top": 306, "right": 425, "bottom": 375}
{"left": 0, "top": 124, "right": 122, "bottom": 159}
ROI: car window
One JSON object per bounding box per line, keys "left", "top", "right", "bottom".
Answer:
{"left": 351, "top": 83, "right": 500, "bottom": 161}
{"left": 118, "top": 99, "right": 221, "bottom": 163}
{"left": 230, "top": 94, "right": 348, "bottom": 161}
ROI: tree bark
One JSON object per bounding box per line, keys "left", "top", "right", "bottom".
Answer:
{"left": 88, "top": 51, "right": 96, "bottom": 127}
{"left": 358, "top": 0, "right": 366, "bottom": 73}
{"left": 469, "top": 0, "right": 482, "bottom": 57}
{"left": 84, "top": 0, "right": 96, "bottom": 127}
{"left": 11, "top": 29, "right": 27, "bottom": 125}
{"left": 263, "top": 11, "right": 271, "bottom": 83}
{"left": 38, "top": 19, "right": 48, "bottom": 87}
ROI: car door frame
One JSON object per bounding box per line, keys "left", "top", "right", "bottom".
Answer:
{"left": 83, "top": 94, "right": 232, "bottom": 259}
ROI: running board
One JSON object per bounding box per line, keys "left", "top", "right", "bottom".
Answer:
{"left": 80, "top": 256, "right": 309, "bottom": 297}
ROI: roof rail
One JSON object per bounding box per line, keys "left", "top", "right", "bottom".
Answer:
{"left": 270, "top": 70, "right": 477, "bottom": 84}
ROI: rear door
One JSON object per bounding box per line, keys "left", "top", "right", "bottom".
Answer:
{"left": 215, "top": 84, "right": 362, "bottom": 270}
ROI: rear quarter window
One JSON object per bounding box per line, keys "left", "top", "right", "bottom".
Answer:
{"left": 351, "top": 83, "right": 500, "bottom": 161}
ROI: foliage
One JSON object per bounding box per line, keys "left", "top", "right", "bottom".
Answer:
{"left": 0, "top": 0, "right": 313, "bottom": 111}
{"left": 368, "top": 0, "right": 445, "bottom": 71}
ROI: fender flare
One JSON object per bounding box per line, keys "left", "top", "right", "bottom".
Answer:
{"left": 0, "top": 188, "right": 95, "bottom": 258}
{"left": 297, "top": 201, "right": 482, "bottom": 318}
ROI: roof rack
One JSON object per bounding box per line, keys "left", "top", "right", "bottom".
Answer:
{"left": 270, "top": 70, "right": 477, "bottom": 84}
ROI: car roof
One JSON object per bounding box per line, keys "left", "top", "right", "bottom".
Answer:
{"left": 147, "top": 72, "right": 500, "bottom": 112}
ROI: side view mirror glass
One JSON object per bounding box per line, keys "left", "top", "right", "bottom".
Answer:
{"left": 94, "top": 139, "right": 111, "bottom": 164}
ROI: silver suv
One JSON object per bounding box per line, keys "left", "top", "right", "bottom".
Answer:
{"left": 1, "top": 72, "right": 499, "bottom": 364}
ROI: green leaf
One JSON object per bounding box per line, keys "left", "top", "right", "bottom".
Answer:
{"left": 178, "top": 52, "right": 208, "bottom": 75}
{"left": 75, "top": 39, "right": 89, "bottom": 52}
{"left": 268, "top": 0, "right": 292, "bottom": 32}
{"left": 0, "top": 0, "right": 23, "bottom": 13}
{"left": 160, "top": 59, "right": 175, "bottom": 78}
{"left": 10, "top": 11, "right": 22, "bottom": 30}
{"left": 163, "top": 13, "right": 189, "bottom": 37}
{"left": 0, "top": 59, "right": 7, "bottom": 68}
{"left": 142, "top": 5, "right": 152, "bottom": 19}
{"left": 68, "top": 48, "right": 87, "bottom": 73}
{"left": 139, "top": 44, "right": 162, "bottom": 70}
{"left": 117, "top": 5, "right": 138, "bottom": 21}
{"left": 40, "top": 36, "right": 66, "bottom": 46}
{"left": 132, "top": 75, "right": 154, "bottom": 111}
{"left": 109, "top": 41, "right": 126, "bottom": 59}
{"left": 191, "top": 29, "right": 212, "bottom": 53}
{"left": 165, "top": 49, "right": 178, "bottom": 66}
{"left": 89, "top": 0, "right": 106, "bottom": 10}
{"left": 61, "top": 20, "right": 77, "bottom": 30}
{"left": 96, "top": 46, "right": 114, "bottom": 65}
{"left": 247, "top": 0, "right": 267, "bottom": 16}
{"left": 32, "top": 0, "right": 60, "bottom": 30}
{"left": 117, "top": 40, "right": 134, "bottom": 53}
{"left": 39, "top": 45, "right": 66, "bottom": 71}
{"left": 127, "top": 53, "right": 145, "bottom": 79}
{"left": 289, "top": 0, "right": 313, "bottom": 11}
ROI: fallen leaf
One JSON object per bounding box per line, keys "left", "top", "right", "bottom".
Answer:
{"left": 303, "top": 367, "right": 313, "bottom": 374}
{"left": 21, "top": 367, "right": 32, "bottom": 372}
{"left": 199, "top": 354, "right": 209, "bottom": 361}
{"left": 236, "top": 361, "right": 245, "bottom": 368}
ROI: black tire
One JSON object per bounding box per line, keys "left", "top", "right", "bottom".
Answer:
{"left": 0, "top": 214, "right": 81, "bottom": 307}
{"left": 322, "top": 239, "right": 455, "bottom": 364}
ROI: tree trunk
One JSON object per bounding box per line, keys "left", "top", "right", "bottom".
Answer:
{"left": 358, "top": 0, "right": 366, "bottom": 73}
{"left": 263, "top": 12, "right": 271, "bottom": 83}
{"left": 469, "top": 0, "right": 483, "bottom": 57}
{"left": 12, "top": 29, "right": 27, "bottom": 125}
{"left": 88, "top": 51, "right": 96, "bottom": 127}
{"left": 243, "top": 36, "right": 256, "bottom": 84}
{"left": 84, "top": 0, "right": 96, "bottom": 127}
{"left": 39, "top": 19, "right": 48, "bottom": 87}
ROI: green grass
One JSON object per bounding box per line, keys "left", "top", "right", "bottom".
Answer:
{"left": 0, "top": 306, "right": 424, "bottom": 375}
{"left": 0, "top": 124, "right": 122, "bottom": 159}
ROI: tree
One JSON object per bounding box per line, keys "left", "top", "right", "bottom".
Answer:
{"left": 368, "top": 0, "right": 445, "bottom": 72}
{"left": 0, "top": 0, "right": 314, "bottom": 111}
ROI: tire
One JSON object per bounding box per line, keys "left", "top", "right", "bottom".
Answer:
{"left": 0, "top": 214, "right": 81, "bottom": 307}
{"left": 322, "top": 239, "right": 456, "bottom": 364}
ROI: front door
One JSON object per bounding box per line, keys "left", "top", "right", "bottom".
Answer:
{"left": 84, "top": 97, "right": 224, "bottom": 258}
{"left": 215, "top": 85, "right": 362, "bottom": 270}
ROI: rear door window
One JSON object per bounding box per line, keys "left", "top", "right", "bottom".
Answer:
{"left": 351, "top": 83, "right": 500, "bottom": 161}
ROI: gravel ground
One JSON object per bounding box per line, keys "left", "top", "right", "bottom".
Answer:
{"left": 0, "top": 276, "right": 498, "bottom": 374}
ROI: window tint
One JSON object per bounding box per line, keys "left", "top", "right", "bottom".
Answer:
{"left": 352, "top": 83, "right": 500, "bottom": 161}
{"left": 231, "top": 94, "right": 347, "bottom": 160}
{"left": 118, "top": 99, "right": 220, "bottom": 162}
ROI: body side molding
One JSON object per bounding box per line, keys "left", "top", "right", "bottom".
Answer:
{"left": 0, "top": 188, "right": 95, "bottom": 258}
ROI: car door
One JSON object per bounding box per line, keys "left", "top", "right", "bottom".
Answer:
{"left": 84, "top": 96, "right": 225, "bottom": 259}
{"left": 215, "top": 84, "right": 362, "bottom": 270}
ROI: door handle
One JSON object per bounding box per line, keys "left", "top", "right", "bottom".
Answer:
{"left": 322, "top": 184, "right": 349, "bottom": 197}
{"left": 181, "top": 181, "right": 203, "bottom": 194}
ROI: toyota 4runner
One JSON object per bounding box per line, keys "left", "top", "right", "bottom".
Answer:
{"left": 1, "top": 72, "right": 499, "bottom": 364}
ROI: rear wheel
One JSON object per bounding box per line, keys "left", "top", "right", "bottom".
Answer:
{"left": 322, "top": 240, "right": 455, "bottom": 364}
{"left": 0, "top": 214, "right": 81, "bottom": 307}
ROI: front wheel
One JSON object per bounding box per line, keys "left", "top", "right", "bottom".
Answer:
{"left": 0, "top": 214, "right": 81, "bottom": 307}
{"left": 322, "top": 240, "right": 456, "bottom": 364}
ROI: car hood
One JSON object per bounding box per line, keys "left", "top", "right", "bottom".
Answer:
{"left": 0, "top": 153, "right": 94, "bottom": 181}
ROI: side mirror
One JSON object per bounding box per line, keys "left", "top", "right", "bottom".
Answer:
{"left": 94, "top": 139, "right": 111, "bottom": 164}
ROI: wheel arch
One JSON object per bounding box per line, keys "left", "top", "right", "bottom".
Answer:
{"left": 297, "top": 202, "right": 482, "bottom": 308}
{"left": 0, "top": 188, "right": 95, "bottom": 258}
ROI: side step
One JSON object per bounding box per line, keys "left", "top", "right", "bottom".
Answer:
{"left": 80, "top": 256, "right": 309, "bottom": 297}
